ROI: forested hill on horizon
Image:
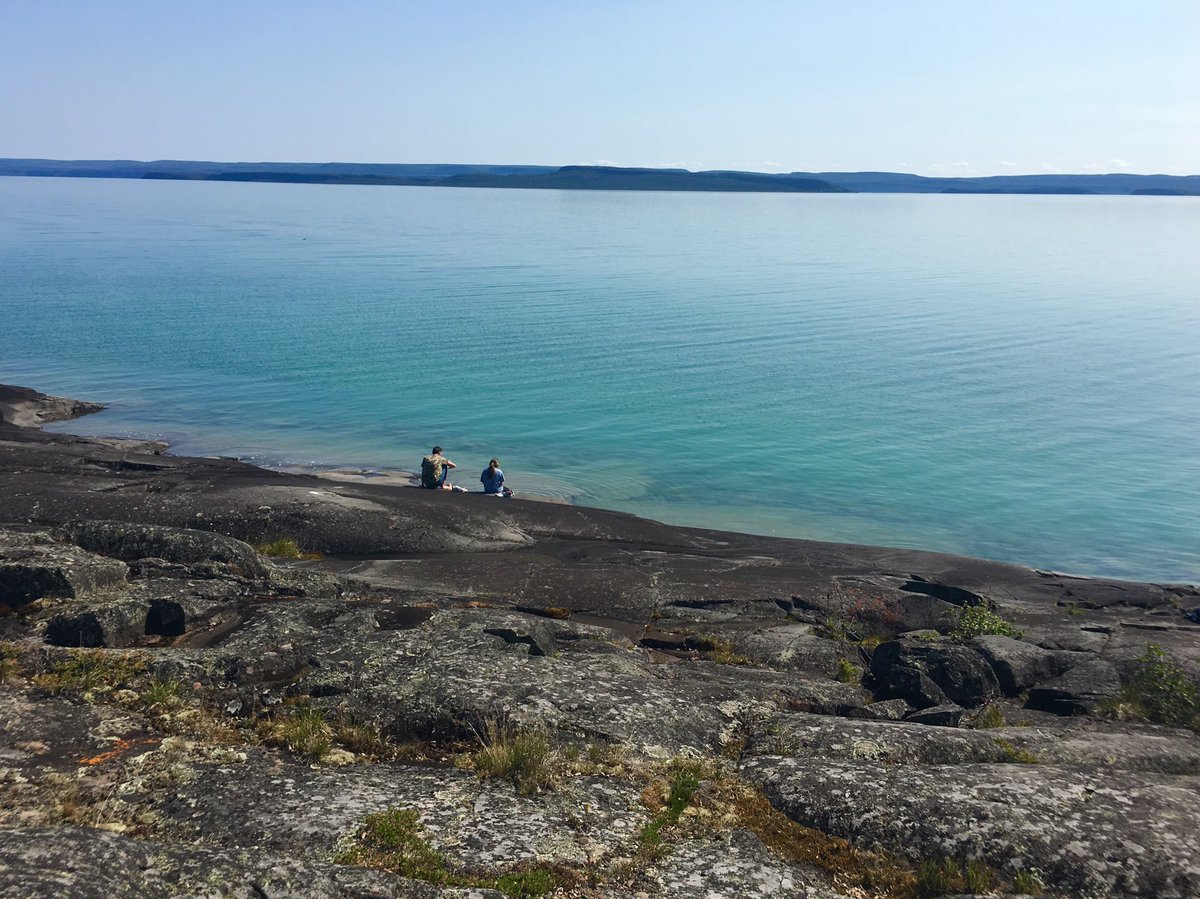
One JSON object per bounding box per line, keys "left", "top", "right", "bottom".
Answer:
{"left": 2, "top": 158, "right": 1198, "bottom": 195}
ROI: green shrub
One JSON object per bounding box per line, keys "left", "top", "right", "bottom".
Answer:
{"left": 833, "top": 657, "right": 863, "bottom": 684}
{"left": 950, "top": 604, "right": 1022, "bottom": 639}
{"left": 1120, "top": 644, "right": 1200, "bottom": 730}
{"left": 818, "top": 615, "right": 855, "bottom": 643}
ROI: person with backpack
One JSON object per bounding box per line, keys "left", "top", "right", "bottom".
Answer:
{"left": 420, "top": 446, "right": 456, "bottom": 489}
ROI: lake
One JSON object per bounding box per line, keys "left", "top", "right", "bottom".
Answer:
{"left": 1, "top": 176, "right": 1197, "bottom": 582}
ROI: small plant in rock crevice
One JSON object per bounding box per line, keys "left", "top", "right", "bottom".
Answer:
{"left": 970, "top": 703, "right": 1005, "bottom": 729}
{"left": 691, "top": 635, "right": 753, "bottom": 666}
{"left": 636, "top": 760, "right": 703, "bottom": 857}
{"left": 915, "top": 856, "right": 1004, "bottom": 897}
{"left": 992, "top": 737, "right": 1039, "bottom": 764}
{"left": 1011, "top": 869, "right": 1046, "bottom": 895}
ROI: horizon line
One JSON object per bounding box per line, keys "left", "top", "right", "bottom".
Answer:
{"left": 2, "top": 156, "right": 1197, "bottom": 180}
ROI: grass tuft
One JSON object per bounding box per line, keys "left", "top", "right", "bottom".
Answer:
{"left": 692, "top": 635, "right": 753, "bottom": 666}
{"left": 335, "top": 808, "right": 449, "bottom": 882}
{"left": 915, "top": 857, "right": 1001, "bottom": 897}
{"left": 142, "top": 677, "right": 184, "bottom": 710}
{"left": 254, "top": 538, "right": 323, "bottom": 560}
{"left": 636, "top": 760, "right": 703, "bottom": 855}
{"left": 1012, "top": 869, "right": 1045, "bottom": 895}
{"left": 471, "top": 720, "right": 558, "bottom": 795}
{"left": 261, "top": 707, "right": 334, "bottom": 760}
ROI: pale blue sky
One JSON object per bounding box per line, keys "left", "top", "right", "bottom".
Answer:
{"left": 2, "top": 1, "right": 1197, "bottom": 175}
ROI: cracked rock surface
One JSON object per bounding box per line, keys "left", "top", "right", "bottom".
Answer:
{"left": 2, "top": 386, "right": 1199, "bottom": 898}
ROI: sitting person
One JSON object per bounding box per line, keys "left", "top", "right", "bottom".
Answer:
{"left": 480, "top": 458, "right": 505, "bottom": 495}
{"left": 420, "top": 446, "right": 456, "bottom": 489}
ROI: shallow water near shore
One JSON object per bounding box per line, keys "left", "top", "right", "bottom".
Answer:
{"left": 2, "top": 176, "right": 1198, "bottom": 582}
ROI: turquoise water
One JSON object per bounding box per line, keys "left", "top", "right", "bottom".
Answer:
{"left": 1, "top": 176, "right": 1198, "bottom": 582}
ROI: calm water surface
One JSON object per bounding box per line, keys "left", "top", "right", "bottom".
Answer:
{"left": 1, "top": 176, "right": 1197, "bottom": 581}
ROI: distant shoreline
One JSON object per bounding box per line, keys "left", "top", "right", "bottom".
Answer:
{"left": 2, "top": 158, "right": 1198, "bottom": 196}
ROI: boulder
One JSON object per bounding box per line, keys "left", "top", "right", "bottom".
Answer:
{"left": 748, "top": 711, "right": 1010, "bottom": 765}
{"left": 57, "top": 520, "right": 268, "bottom": 579}
{"left": 970, "top": 634, "right": 1084, "bottom": 695}
{"left": 904, "top": 703, "right": 965, "bottom": 727}
{"left": 1026, "top": 660, "right": 1123, "bottom": 716}
{"left": 0, "top": 384, "right": 103, "bottom": 428}
{"left": 870, "top": 639, "right": 999, "bottom": 708}
{"left": 848, "top": 698, "right": 910, "bottom": 721}
{"left": 0, "top": 529, "right": 127, "bottom": 609}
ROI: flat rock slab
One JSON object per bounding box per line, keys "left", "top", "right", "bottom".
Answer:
{"left": 278, "top": 608, "right": 864, "bottom": 755}
{"left": 646, "top": 829, "right": 851, "bottom": 898}
{"left": 0, "top": 688, "right": 148, "bottom": 775}
{"left": 747, "top": 711, "right": 1200, "bottom": 774}
{"left": 0, "top": 825, "right": 496, "bottom": 899}
{"left": 143, "top": 747, "right": 647, "bottom": 868}
{"left": 743, "top": 755, "right": 1200, "bottom": 898}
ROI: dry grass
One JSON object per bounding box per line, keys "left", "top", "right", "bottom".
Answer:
{"left": 259, "top": 707, "right": 334, "bottom": 760}
{"left": 254, "top": 538, "right": 323, "bottom": 560}
{"left": 31, "top": 650, "right": 146, "bottom": 696}
{"left": 470, "top": 720, "right": 558, "bottom": 795}
{"left": 0, "top": 643, "right": 20, "bottom": 683}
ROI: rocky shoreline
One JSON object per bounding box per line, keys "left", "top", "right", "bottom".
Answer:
{"left": 1, "top": 384, "right": 1198, "bottom": 898}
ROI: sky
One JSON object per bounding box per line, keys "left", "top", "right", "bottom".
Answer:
{"left": 2, "top": 1, "right": 1197, "bottom": 176}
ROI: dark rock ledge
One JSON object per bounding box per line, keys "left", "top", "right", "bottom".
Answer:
{"left": 1, "top": 384, "right": 1199, "bottom": 899}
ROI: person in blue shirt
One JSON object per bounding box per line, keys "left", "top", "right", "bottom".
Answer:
{"left": 480, "top": 458, "right": 505, "bottom": 495}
